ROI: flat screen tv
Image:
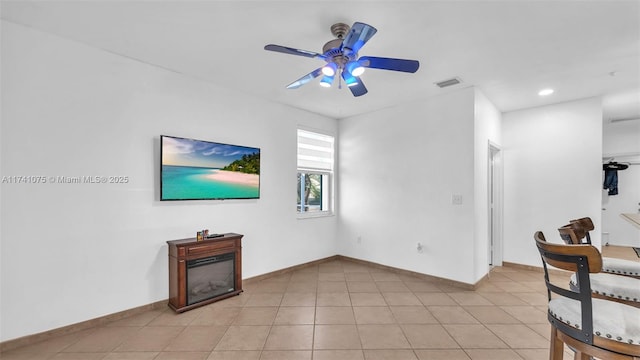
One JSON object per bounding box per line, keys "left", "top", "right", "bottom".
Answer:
{"left": 161, "top": 135, "right": 260, "bottom": 201}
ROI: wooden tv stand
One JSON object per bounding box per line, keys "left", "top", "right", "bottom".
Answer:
{"left": 167, "top": 233, "right": 243, "bottom": 312}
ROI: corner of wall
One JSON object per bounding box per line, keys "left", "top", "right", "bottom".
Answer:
{"left": 472, "top": 88, "right": 503, "bottom": 282}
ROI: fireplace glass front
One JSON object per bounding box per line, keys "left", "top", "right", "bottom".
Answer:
{"left": 186, "top": 252, "right": 235, "bottom": 305}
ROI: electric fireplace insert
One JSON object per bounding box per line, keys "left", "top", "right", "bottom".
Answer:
{"left": 186, "top": 252, "right": 235, "bottom": 305}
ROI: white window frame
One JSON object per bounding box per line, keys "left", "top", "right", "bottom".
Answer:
{"left": 297, "top": 128, "right": 334, "bottom": 218}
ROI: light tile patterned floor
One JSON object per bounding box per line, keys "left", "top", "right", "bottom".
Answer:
{"left": 6, "top": 255, "right": 624, "bottom": 360}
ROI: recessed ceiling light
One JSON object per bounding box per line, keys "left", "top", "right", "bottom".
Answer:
{"left": 538, "top": 88, "right": 554, "bottom": 96}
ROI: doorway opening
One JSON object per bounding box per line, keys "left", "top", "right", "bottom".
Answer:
{"left": 489, "top": 142, "right": 503, "bottom": 267}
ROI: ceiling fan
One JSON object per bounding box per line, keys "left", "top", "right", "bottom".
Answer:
{"left": 264, "top": 22, "right": 420, "bottom": 97}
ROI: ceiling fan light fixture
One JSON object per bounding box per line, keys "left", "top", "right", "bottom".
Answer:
{"left": 319, "top": 75, "right": 334, "bottom": 88}
{"left": 346, "top": 61, "right": 365, "bottom": 77}
{"left": 322, "top": 63, "right": 337, "bottom": 76}
{"left": 343, "top": 75, "right": 359, "bottom": 87}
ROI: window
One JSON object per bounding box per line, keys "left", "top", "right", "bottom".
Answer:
{"left": 297, "top": 129, "right": 334, "bottom": 215}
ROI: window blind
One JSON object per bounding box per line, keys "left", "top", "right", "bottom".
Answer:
{"left": 297, "top": 129, "right": 334, "bottom": 171}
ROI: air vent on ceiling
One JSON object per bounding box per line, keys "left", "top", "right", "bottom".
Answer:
{"left": 435, "top": 77, "right": 462, "bottom": 88}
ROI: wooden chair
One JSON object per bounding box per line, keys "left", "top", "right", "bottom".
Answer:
{"left": 570, "top": 217, "right": 595, "bottom": 244}
{"left": 557, "top": 225, "right": 640, "bottom": 308}
{"left": 559, "top": 223, "right": 589, "bottom": 245}
{"left": 534, "top": 231, "right": 640, "bottom": 360}
{"left": 562, "top": 219, "right": 640, "bottom": 279}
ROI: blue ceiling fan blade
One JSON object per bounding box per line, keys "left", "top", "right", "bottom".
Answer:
{"left": 348, "top": 81, "right": 368, "bottom": 97}
{"left": 286, "top": 68, "right": 324, "bottom": 89}
{"left": 341, "top": 22, "right": 377, "bottom": 57}
{"left": 359, "top": 56, "right": 420, "bottom": 73}
{"left": 343, "top": 75, "right": 368, "bottom": 97}
{"left": 265, "top": 44, "right": 326, "bottom": 59}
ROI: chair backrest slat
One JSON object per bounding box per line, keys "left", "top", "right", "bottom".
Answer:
{"left": 546, "top": 280, "right": 581, "bottom": 301}
{"left": 534, "top": 231, "right": 601, "bottom": 345}
{"left": 570, "top": 217, "right": 594, "bottom": 244}
{"left": 558, "top": 225, "right": 576, "bottom": 244}
{"left": 535, "top": 231, "right": 602, "bottom": 272}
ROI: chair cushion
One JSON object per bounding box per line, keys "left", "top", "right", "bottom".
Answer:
{"left": 549, "top": 297, "right": 640, "bottom": 344}
{"left": 570, "top": 273, "right": 640, "bottom": 302}
{"left": 602, "top": 257, "right": 640, "bottom": 277}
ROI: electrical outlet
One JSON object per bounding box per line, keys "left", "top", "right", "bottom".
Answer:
{"left": 452, "top": 194, "right": 463, "bottom": 205}
{"left": 357, "top": 236, "right": 362, "bottom": 244}
{"left": 417, "top": 242, "right": 423, "bottom": 253}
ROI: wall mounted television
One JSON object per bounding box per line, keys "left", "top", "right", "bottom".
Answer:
{"left": 161, "top": 135, "right": 260, "bottom": 201}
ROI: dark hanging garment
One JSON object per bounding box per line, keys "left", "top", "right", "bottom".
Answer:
{"left": 603, "top": 162, "right": 628, "bottom": 195}
{"left": 603, "top": 169, "right": 618, "bottom": 195}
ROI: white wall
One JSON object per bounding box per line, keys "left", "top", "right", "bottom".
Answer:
{"left": 338, "top": 88, "right": 480, "bottom": 284}
{"left": 473, "top": 89, "right": 502, "bottom": 278}
{"left": 503, "top": 98, "right": 602, "bottom": 267}
{"left": 0, "top": 21, "right": 337, "bottom": 342}
{"left": 337, "top": 87, "right": 501, "bottom": 284}
{"left": 602, "top": 118, "right": 640, "bottom": 246}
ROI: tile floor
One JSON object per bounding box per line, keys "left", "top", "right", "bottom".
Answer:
{"left": 1, "top": 257, "right": 608, "bottom": 360}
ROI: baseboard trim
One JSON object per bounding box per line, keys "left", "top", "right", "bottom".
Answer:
{"left": 243, "top": 255, "right": 341, "bottom": 284}
{"left": 336, "top": 255, "right": 478, "bottom": 290}
{"left": 0, "top": 256, "right": 343, "bottom": 352}
{"left": 2, "top": 254, "right": 493, "bottom": 352}
{"left": 0, "top": 300, "right": 167, "bottom": 353}
{"left": 247, "top": 254, "right": 479, "bottom": 290}
{"left": 502, "top": 260, "right": 570, "bottom": 276}
{"left": 502, "top": 261, "right": 544, "bottom": 273}
{"left": 473, "top": 271, "right": 491, "bottom": 289}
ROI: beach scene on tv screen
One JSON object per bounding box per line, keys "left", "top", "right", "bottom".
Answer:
{"left": 162, "top": 136, "right": 260, "bottom": 200}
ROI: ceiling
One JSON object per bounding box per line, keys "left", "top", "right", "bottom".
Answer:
{"left": 2, "top": 1, "right": 639, "bottom": 120}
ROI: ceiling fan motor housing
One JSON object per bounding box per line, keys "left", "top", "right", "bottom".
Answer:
{"left": 322, "top": 39, "right": 349, "bottom": 67}
{"left": 323, "top": 23, "right": 358, "bottom": 68}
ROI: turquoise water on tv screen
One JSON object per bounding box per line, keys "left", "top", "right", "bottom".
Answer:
{"left": 161, "top": 165, "right": 259, "bottom": 200}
